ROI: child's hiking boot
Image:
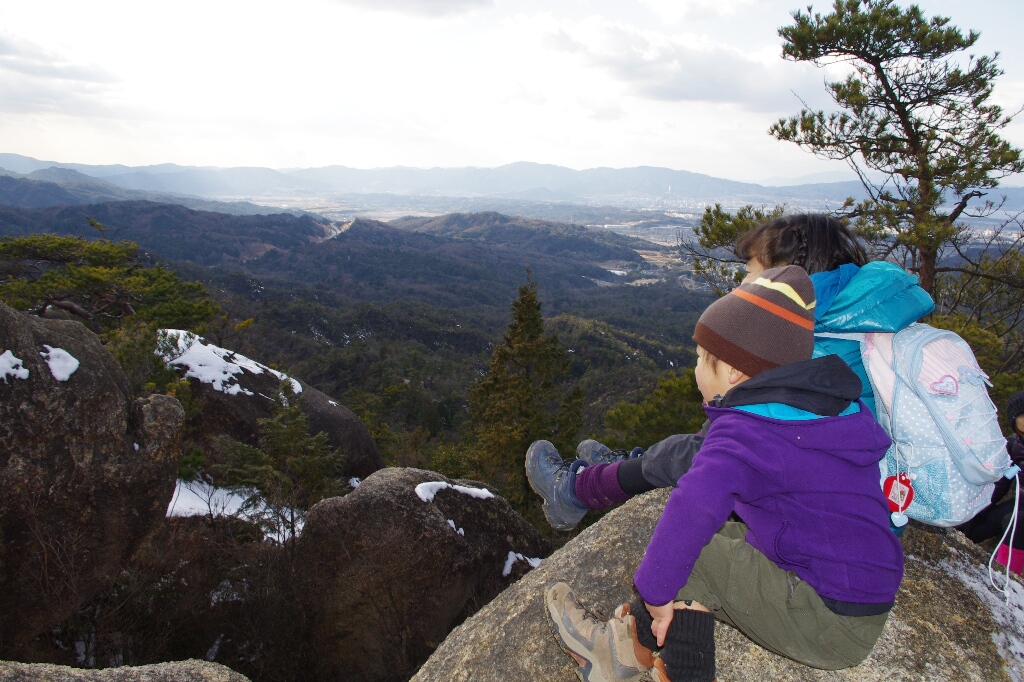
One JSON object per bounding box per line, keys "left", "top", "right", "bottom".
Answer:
{"left": 577, "top": 440, "right": 644, "bottom": 467}
{"left": 545, "top": 582, "right": 654, "bottom": 682}
{"left": 526, "top": 440, "right": 588, "bottom": 531}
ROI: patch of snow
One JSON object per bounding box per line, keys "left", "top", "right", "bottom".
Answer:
{"left": 329, "top": 400, "right": 338, "bottom": 406}
{"left": 415, "top": 481, "right": 496, "bottom": 503}
{"left": 40, "top": 345, "right": 79, "bottom": 381}
{"left": 167, "top": 479, "right": 245, "bottom": 518}
{"left": 210, "top": 579, "right": 245, "bottom": 606}
{"left": 349, "top": 477, "right": 361, "bottom": 488}
{"left": 447, "top": 519, "right": 465, "bottom": 535}
{"left": 0, "top": 350, "right": 29, "bottom": 383}
{"left": 133, "top": 443, "right": 139, "bottom": 451}
{"left": 157, "top": 329, "right": 301, "bottom": 397}
{"left": 502, "top": 551, "right": 542, "bottom": 577}
{"left": 205, "top": 634, "right": 223, "bottom": 662}
{"left": 939, "top": 556, "right": 1024, "bottom": 678}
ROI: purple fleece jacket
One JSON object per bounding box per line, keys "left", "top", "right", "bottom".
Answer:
{"left": 634, "top": 403, "right": 904, "bottom": 607}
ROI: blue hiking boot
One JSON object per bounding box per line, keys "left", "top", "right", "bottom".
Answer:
{"left": 576, "top": 440, "right": 645, "bottom": 467}
{"left": 526, "top": 440, "right": 588, "bottom": 531}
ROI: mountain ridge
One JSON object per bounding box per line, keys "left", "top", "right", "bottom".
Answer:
{"left": 5, "top": 152, "right": 1020, "bottom": 214}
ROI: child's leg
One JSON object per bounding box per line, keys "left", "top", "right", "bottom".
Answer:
{"left": 667, "top": 521, "right": 888, "bottom": 671}
{"left": 526, "top": 429, "right": 709, "bottom": 530}
{"left": 638, "top": 425, "right": 709, "bottom": 488}
{"left": 574, "top": 428, "right": 710, "bottom": 511}
{"left": 574, "top": 460, "right": 650, "bottom": 509}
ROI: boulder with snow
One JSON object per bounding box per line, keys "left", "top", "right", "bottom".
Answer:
{"left": 411, "top": 488, "right": 1024, "bottom": 682}
{"left": 159, "top": 330, "right": 383, "bottom": 479}
{"left": 0, "top": 659, "right": 249, "bottom": 682}
{"left": 296, "top": 467, "right": 549, "bottom": 682}
{"left": 0, "top": 302, "right": 184, "bottom": 658}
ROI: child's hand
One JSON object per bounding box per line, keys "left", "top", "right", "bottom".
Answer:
{"left": 644, "top": 601, "right": 675, "bottom": 647}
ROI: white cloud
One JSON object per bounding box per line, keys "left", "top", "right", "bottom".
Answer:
{"left": 0, "top": 33, "right": 114, "bottom": 83}
{"left": 0, "top": 32, "right": 116, "bottom": 116}
{"left": 327, "top": 0, "right": 493, "bottom": 17}
{"left": 638, "top": 0, "right": 757, "bottom": 24}
{"left": 549, "top": 17, "right": 824, "bottom": 113}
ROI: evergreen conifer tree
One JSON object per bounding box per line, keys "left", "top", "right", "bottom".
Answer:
{"left": 769, "top": 0, "right": 1023, "bottom": 294}
{"left": 468, "top": 277, "right": 583, "bottom": 519}
{"left": 216, "top": 383, "right": 346, "bottom": 553}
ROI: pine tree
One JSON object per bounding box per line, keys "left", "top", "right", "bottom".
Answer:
{"left": 769, "top": 0, "right": 1023, "bottom": 294}
{"left": 0, "top": 232, "right": 220, "bottom": 397}
{"left": 216, "top": 383, "right": 346, "bottom": 552}
{"left": 602, "top": 369, "right": 707, "bottom": 450}
{"left": 468, "top": 277, "right": 583, "bottom": 518}
{"left": 0, "top": 233, "right": 216, "bottom": 331}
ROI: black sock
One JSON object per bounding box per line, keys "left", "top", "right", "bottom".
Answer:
{"left": 629, "top": 599, "right": 715, "bottom": 682}
{"left": 617, "top": 458, "right": 658, "bottom": 496}
{"left": 659, "top": 609, "right": 715, "bottom": 682}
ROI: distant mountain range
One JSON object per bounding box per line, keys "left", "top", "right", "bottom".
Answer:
{"left": 2, "top": 153, "right": 1021, "bottom": 214}
{"left": 0, "top": 166, "right": 315, "bottom": 217}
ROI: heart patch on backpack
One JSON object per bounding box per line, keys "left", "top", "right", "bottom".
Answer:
{"left": 930, "top": 375, "right": 958, "bottom": 395}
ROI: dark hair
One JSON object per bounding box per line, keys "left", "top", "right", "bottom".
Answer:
{"left": 734, "top": 214, "right": 867, "bottom": 274}
{"left": 1007, "top": 391, "right": 1024, "bottom": 436}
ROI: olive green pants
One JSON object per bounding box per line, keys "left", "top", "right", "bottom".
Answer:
{"left": 675, "top": 522, "right": 889, "bottom": 670}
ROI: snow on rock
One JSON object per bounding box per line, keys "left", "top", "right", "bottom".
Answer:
{"left": 447, "top": 519, "right": 465, "bottom": 536}
{"left": 946, "top": 559, "right": 1024, "bottom": 677}
{"left": 349, "top": 477, "right": 361, "bottom": 489}
{"left": 502, "top": 551, "right": 542, "bottom": 577}
{"left": 39, "top": 345, "right": 79, "bottom": 381}
{"left": 0, "top": 350, "right": 29, "bottom": 383}
{"left": 415, "top": 481, "right": 496, "bottom": 503}
{"left": 158, "top": 329, "right": 303, "bottom": 397}
{"left": 166, "top": 479, "right": 246, "bottom": 518}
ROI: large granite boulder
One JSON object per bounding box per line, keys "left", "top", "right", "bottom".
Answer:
{"left": 0, "top": 660, "right": 249, "bottom": 682}
{"left": 297, "top": 468, "right": 550, "bottom": 682}
{"left": 31, "top": 515, "right": 306, "bottom": 678}
{"left": 159, "top": 330, "right": 382, "bottom": 479}
{"left": 411, "top": 488, "right": 1024, "bottom": 681}
{"left": 0, "top": 303, "right": 184, "bottom": 658}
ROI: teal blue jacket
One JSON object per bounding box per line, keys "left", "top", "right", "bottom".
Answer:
{"left": 810, "top": 262, "right": 935, "bottom": 414}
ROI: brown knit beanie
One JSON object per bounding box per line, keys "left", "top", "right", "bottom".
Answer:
{"left": 693, "top": 265, "right": 816, "bottom": 377}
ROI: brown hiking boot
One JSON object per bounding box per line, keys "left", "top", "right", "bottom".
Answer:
{"left": 545, "top": 582, "right": 654, "bottom": 682}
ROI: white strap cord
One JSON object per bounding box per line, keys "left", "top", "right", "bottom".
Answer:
{"left": 989, "top": 470, "right": 1021, "bottom": 604}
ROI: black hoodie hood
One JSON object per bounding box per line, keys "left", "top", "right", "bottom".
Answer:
{"left": 713, "top": 354, "right": 863, "bottom": 417}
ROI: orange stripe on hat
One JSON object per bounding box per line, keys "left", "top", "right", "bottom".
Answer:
{"left": 732, "top": 288, "right": 814, "bottom": 330}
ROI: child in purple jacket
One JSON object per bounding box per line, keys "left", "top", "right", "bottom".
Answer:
{"left": 542, "top": 265, "right": 904, "bottom": 682}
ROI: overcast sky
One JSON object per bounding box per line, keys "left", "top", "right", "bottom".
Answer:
{"left": 1, "top": 0, "right": 1021, "bottom": 183}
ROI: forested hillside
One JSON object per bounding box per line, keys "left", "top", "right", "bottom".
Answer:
{"left": 0, "top": 201, "right": 710, "bottom": 461}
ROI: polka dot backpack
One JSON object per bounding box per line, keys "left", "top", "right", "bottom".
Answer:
{"left": 861, "top": 323, "right": 1017, "bottom": 527}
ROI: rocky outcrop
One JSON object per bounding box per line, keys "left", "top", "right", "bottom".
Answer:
{"left": 298, "top": 468, "right": 550, "bottom": 682}
{"left": 0, "top": 660, "right": 249, "bottom": 682}
{"left": 412, "top": 488, "right": 1024, "bottom": 681}
{"left": 160, "top": 330, "right": 383, "bottom": 479}
{"left": 0, "top": 303, "right": 185, "bottom": 658}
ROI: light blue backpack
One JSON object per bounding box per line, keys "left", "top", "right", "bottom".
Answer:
{"left": 859, "top": 324, "right": 1016, "bottom": 527}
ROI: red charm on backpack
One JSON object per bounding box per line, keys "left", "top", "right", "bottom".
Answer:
{"left": 883, "top": 473, "right": 914, "bottom": 527}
